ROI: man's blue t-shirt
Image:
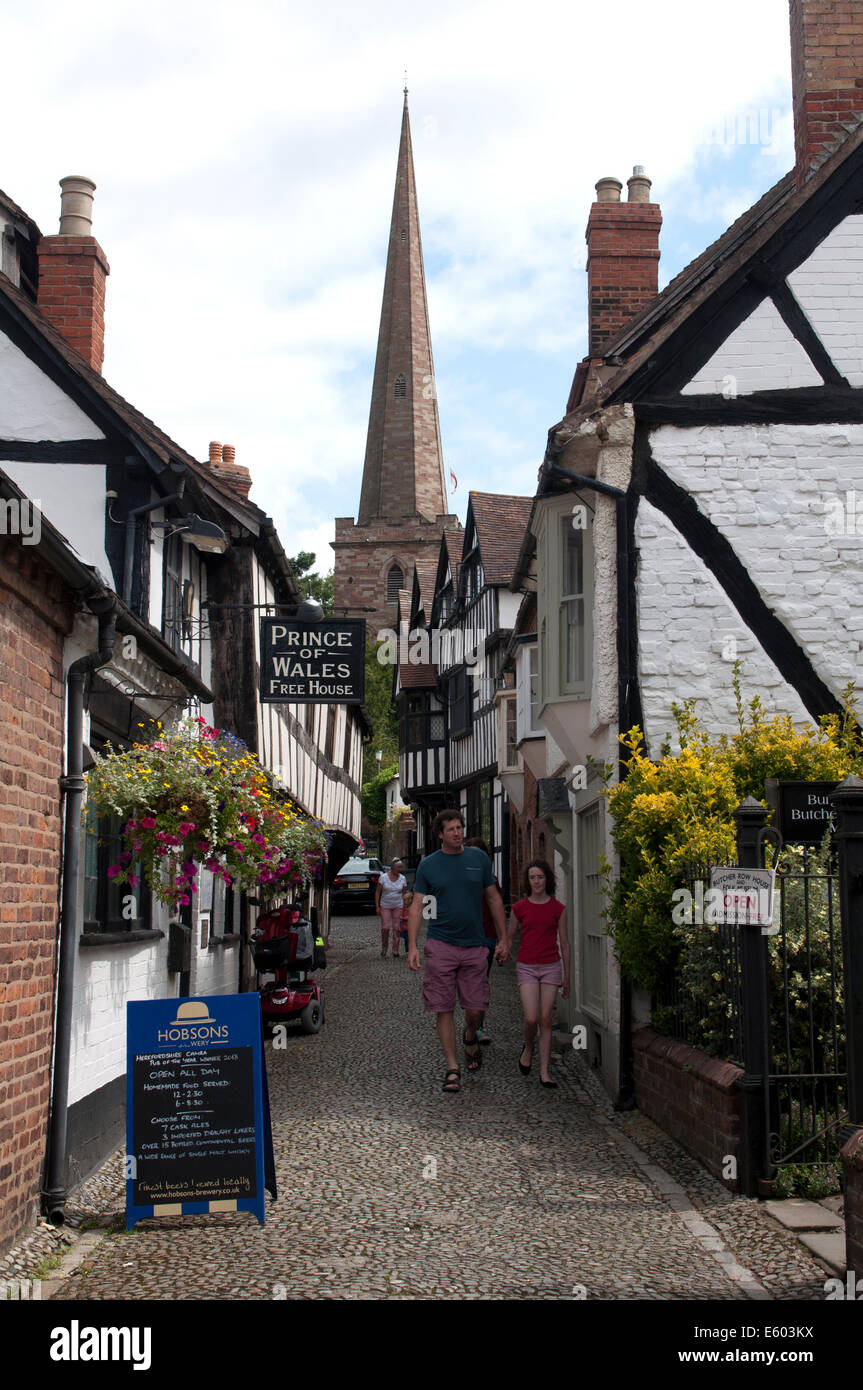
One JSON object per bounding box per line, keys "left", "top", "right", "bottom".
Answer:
{"left": 414, "top": 847, "right": 495, "bottom": 947}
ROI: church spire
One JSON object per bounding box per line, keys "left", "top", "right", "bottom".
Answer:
{"left": 357, "top": 92, "right": 447, "bottom": 526}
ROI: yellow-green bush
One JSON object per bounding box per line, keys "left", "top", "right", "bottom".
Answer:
{"left": 603, "top": 667, "right": 860, "bottom": 991}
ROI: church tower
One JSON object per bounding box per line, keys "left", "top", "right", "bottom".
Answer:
{"left": 333, "top": 91, "right": 460, "bottom": 639}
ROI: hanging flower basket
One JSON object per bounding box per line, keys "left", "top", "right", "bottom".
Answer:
{"left": 84, "top": 717, "right": 327, "bottom": 907}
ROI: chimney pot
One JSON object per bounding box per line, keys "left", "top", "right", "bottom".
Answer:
{"left": 58, "top": 175, "right": 97, "bottom": 236}
{"left": 594, "top": 177, "right": 622, "bottom": 204}
{"left": 627, "top": 167, "right": 652, "bottom": 203}
{"left": 223, "top": 444, "right": 236, "bottom": 463}
{"left": 37, "top": 173, "right": 109, "bottom": 372}
{"left": 209, "top": 441, "right": 222, "bottom": 465}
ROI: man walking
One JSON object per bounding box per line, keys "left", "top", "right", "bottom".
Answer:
{"left": 407, "top": 809, "right": 509, "bottom": 1092}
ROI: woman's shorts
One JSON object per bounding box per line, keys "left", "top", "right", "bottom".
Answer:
{"left": 516, "top": 960, "right": 563, "bottom": 987}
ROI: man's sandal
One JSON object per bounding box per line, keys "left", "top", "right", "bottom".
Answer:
{"left": 442, "top": 1068, "right": 461, "bottom": 1093}
{"left": 463, "top": 1030, "right": 482, "bottom": 1071}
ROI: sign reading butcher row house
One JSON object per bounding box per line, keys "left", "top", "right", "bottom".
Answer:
{"left": 766, "top": 780, "right": 839, "bottom": 846}
{"left": 259, "top": 618, "right": 366, "bottom": 704}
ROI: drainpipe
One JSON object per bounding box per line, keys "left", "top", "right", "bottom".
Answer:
{"left": 122, "top": 483, "right": 186, "bottom": 608}
{"left": 42, "top": 592, "right": 118, "bottom": 1225}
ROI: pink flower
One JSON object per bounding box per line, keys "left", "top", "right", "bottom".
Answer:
{"left": 178, "top": 822, "right": 196, "bottom": 837}
{"left": 195, "top": 840, "right": 210, "bottom": 853}
{"left": 107, "top": 864, "right": 122, "bottom": 878}
{"left": 128, "top": 874, "right": 140, "bottom": 889}
{"left": 124, "top": 819, "right": 138, "bottom": 834}
{"left": 140, "top": 817, "right": 157, "bottom": 830}
{"left": 252, "top": 834, "right": 266, "bottom": 846}
{"left": 178, "top": 894, "right": 190, "bottom": 906}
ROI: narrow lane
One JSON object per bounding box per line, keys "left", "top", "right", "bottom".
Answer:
{"left": 54, "top": 915, "right": 826, "bottom": 1300}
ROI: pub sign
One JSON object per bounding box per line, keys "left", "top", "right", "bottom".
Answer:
{"left": 259, "top": 617, "right": 365, "bottom": 704}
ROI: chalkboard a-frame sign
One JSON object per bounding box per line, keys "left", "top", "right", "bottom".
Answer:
{"left": 126, "top": 994, "right": 275, "bottom": 1230}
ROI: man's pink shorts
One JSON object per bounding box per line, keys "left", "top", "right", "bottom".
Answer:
{"left": 422, "top": 938, "right": 490, "bottom": 1013}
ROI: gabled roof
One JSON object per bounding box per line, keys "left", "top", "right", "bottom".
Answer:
{"left": 557, "top": 113, "right": 863, "bottom": 429}
{"left": 0, "top": 266, "right": 299, "bottom": 601}
{"left": 466, "top": 491, "right": 533, "bottom": 586}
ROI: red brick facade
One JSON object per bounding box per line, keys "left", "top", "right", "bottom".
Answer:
{"left": 333, "top": 94, "right": 456, "bottom": 635}
{"left": 632, "top": 1027, "right": 742, "bottom": 1188}
{"left": 37, "top": 235, "right": 109, "bottom": 373}
{"left": 0, "top": 542, "right": 72, "bottom": 1250}
{"left": 791, "top": 0, "right": 863, "bottom": 188}
{"left": 508, "top": 762, "right": 550, "bottom": 904}
{"left": 586, "top": 196, "right": 662, "bottom": 356}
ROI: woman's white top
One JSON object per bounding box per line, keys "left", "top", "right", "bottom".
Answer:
{"left": 378, "top": 872, "right": 407, "bottom": 907}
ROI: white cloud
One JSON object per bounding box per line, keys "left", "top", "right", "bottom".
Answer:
{"left": 2, "top": 0, "right": 796, "bottom": 551}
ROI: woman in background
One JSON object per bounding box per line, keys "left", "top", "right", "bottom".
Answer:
{"left": 375, "top": 858, "right": 407, "bottom": 957}
{"left": 508, "top": 860, "right": 569, "bottom": 1088}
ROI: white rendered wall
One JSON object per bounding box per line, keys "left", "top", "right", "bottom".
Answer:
{"left": 635, "top": 497, "right": 813, "bottom": 750}
{"left": 788, "top": 213, "right": 863, "bottom": 387}
{"left": 681, "top": 298, "right": 820, "bottom": 395}
{"left": 1, "top": 460, "right": 112, "bottom": 578}
{"left": 639, "top": 419, "right": 863, "bottom": 748}
{"left": 0, "top": 329, "right": 105, "bottom": 440}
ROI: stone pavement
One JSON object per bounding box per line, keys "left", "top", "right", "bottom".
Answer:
{"left": 36, "top": 916, "right": 833, "bottom": 1300}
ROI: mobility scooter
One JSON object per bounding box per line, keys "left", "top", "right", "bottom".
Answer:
{"left": 252, "top": 902, "right": 326, "bottom": 1034}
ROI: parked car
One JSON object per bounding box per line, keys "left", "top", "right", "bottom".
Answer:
{"left": 331, "top": 857, "right": 385, "bottom": 913}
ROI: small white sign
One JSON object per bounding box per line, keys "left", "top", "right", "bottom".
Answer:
{"left": 710, "top": 867, "right": 777, "bottom": 934}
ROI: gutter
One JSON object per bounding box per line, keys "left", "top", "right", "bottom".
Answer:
{"left": 42, "top": 591, "right": 118, "bottom": 1225}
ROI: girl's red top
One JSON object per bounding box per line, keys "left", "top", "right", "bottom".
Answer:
{"left": 512, "top": 896, "right": 564, "bottom": 964}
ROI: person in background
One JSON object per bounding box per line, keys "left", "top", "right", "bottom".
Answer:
{"left": 375, "top": 857, "right": 407, "bottom": 958}
{"left": 399, "top": 889, "right": 413, "bottom": 956}
{"left": 508, "top": 859, "right": 569, "bottom": 1089}
{"left": 463, "top": 836, "right": 499, "bottom": 1046}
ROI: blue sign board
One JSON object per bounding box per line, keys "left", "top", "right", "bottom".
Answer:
{"left": 126, "top": 994, "right": 274, "bottom": 1230}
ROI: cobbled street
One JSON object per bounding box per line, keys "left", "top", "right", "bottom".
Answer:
{"left": 49, "top": 916, "right": 829, "bottom": 1302}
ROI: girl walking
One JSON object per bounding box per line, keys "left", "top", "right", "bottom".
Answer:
{"left": 508, "top": 860, "right": 569, "bottom": 1088}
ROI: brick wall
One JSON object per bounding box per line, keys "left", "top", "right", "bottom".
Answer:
{"left": 586, "top": 199, "right": 661, "bottom": 355}
{"left": 841, "top": 1129, "right": 863, "bottom": 1278}
{"left": 791, "top": 0, "right": 863, "bottom": 187}
{"left": 0, "top": 540, "right": 73, "bottom": 1251}
{"left": 332, "top": 514, "right": 457, "bottom": 638}
{"left": 632, "top": 1027, "right": 742, "bottom": 1187}
{"left": 36, "top": 236, "right": 109, "bottom": 373}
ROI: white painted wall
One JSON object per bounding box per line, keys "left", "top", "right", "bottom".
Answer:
{"left": 788, "top": 213, "right": 863, "bottom": 388}
{"left": 1, "top": 460, "right": 112, "bottom": 579}
{"left": 0, "top": 329, "right": 105, "bottom": 440}
{"left": 649, "top": 421, "right": 863, "bottom": 727}
{"left": 681, "top": 298, "right": 820, "bottom": 395}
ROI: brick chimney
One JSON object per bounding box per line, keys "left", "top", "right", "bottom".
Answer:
{"left": 791, "top": 0, "right": 863, "bottom": 188}
{"left": 585, "top": 168, "right": 661, "bottom": 356}
{"left": 206, "top": 441, "right": 252, "bottom": 498}
{"left": 37, "top": 176, "right": 109, "bottom": 373}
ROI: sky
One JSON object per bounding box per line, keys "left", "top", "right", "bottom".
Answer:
{"left": 2, "top": 0, "right": 795, "bottom": 575}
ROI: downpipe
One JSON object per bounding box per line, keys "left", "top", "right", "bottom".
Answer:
{"left": 42, "top": 593, "right": 117, "bottom": 1225}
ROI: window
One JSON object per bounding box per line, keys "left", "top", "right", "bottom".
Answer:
{"left": 504, "top": 697, "right": 518, "bottom": 767}
{"left": 561, "top": 519, "right": 586, "bottom": 690}
{"left": 466, "top": 780, "right": 492, "bottom": 845}
{"left": 83, "top": 805, "right": 150, "bottom": 933}
{"left": 528, "top": 644, "right": 541, "bottom": 731}
{"left": 449, "top": 668, "right": 472, "bottom": 738}
{"left": 394, "top": 374, "right": 406, "bottom": 399}
{"left": 535, "top": 497, "right": 593, "bottom": 703}
{"left": 387, "top": 564, "right": 404, "bottom": 603}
